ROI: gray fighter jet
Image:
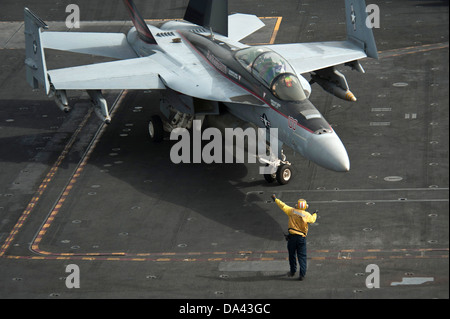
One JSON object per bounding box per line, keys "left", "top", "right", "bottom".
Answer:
{"left": 24, "top": 0, "right": 378, "bottom": 185}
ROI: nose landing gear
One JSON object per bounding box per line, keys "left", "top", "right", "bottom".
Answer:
{"left": 264, "top": 163, "right": 293, "bottom": 185}
{"left": 261, "top": 150, "right": 293, "bottom": 185}
{"left": 276, "top": 163, "right": 292, "bottom": 185}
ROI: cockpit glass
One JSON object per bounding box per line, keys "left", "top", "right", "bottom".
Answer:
{"left": 235, "top": 47, "right": 306, "bottom": 102}
{"left": 235, "top": 47, "right": 271, "bottom": 70}
{"left": 252, "top": 52, "right": 294, "bottom": 86}
{"left": 272, "top": 74, "right": 307, "bottom": 101}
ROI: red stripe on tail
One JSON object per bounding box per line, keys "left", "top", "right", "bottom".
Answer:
{"left": 123, "top": 0, "right": 157, "bottom": 45}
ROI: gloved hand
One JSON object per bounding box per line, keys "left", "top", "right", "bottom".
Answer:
{"left": 271, "top": 194, "right": 277, "bottom": 202}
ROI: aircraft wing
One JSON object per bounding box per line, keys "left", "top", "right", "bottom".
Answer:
{"left": 266, "top": 41, "right": 367, "bottom": 74}
{"left": 48, "top": 51, "right": 266, "bottom": 106}
{"left": 42, "top": 32, "right": 138, "bottom": 59}
{"left": 47, "top": 57, "right": 165, "bottom": 89}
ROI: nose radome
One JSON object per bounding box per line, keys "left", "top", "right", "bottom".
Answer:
{"left": 306, "top": 132, "right": 350, "bottom": 172}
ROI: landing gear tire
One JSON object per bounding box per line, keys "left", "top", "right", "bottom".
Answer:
{"left": 276, "top": 164, "right": 292, "bottom": 185}
{"left": 149, "top": 115, "right": 164, "bottom": 143}
{"left": 264, "top": 172, "right": 276, "bottom": 183}
{"left": 263, "top": 164, "right": 276, "bottom": 183}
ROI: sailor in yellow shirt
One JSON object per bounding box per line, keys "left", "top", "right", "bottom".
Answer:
{"left": 272, "top": 194, "right": 317, "bottom": 280}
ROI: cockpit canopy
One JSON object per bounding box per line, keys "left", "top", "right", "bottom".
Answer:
{"left": 235, "top": 47, "right": 307, "bottom": 102}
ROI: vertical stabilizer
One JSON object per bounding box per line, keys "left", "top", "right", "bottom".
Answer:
{"left": 123, "top": 0, "right": 158, "bottom": 45}
{"left": 24, "top": 8, "right": 50, "bottom": 94}
{"left": 184, "top": 0, "right": 228, "bottom": 36}
{"left": 345, "top": 0, "right": 378, "bottom": 59}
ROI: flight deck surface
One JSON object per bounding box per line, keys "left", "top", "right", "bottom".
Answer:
{"left": 0, "top": 0, "right": 448, "bottom": 302}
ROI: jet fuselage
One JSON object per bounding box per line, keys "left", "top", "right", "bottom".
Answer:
{"left": 128, "top": 23, "right": 350, "bottom": 172}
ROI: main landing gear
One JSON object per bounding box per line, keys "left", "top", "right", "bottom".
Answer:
{"left": 148, "top": 115, "right": 164, "bottom": 142}
{"left": 147, "top": 111, "right": 194, "bottom": 143}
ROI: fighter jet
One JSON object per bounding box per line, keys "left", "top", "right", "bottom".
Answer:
{"left": 24, "top": 0, "right": 378, "bottom": 185}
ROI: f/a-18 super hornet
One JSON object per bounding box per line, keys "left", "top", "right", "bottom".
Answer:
{"left": 24, "top": 0, "right": 378, "bottom": 185}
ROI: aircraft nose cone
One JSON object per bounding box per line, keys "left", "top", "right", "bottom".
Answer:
{"left": 306, "top": 132, "right": 350, "bottom": 172}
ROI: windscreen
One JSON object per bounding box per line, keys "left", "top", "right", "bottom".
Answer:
{"left": 251, "top": 51, "right": 294, "bottom": 87}
{"left": 271, "top": 74, "right": 307, "bottom": 101}
{"left": 235, "top": 47, "right": 306, "bottom": 101}
{"left": 235, "top": 47, "right": 271, "bottom": 71}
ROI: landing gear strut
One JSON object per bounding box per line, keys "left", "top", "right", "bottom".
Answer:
{"left": 261, "top": 150, "right": 293, "bottom": 185}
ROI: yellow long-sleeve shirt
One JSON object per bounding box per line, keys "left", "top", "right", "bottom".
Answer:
{"left": 275, "top": 199, "right": 317, "bottom": 236}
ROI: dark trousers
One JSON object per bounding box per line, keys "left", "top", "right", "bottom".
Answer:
{"left": 287, "top": 234, "right": 307, "bottom": 277}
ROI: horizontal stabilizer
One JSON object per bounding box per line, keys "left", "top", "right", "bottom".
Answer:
{"left": 228, "top": 14, "right": 265, "bottom": 42}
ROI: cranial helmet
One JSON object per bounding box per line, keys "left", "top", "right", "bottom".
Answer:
{"left": 297, "top": 199, "right": 308, "bottom": 210}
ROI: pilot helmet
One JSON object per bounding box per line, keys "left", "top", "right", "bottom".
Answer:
{"left": 297, "top": 199, "right": 308, "bottom": 210}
